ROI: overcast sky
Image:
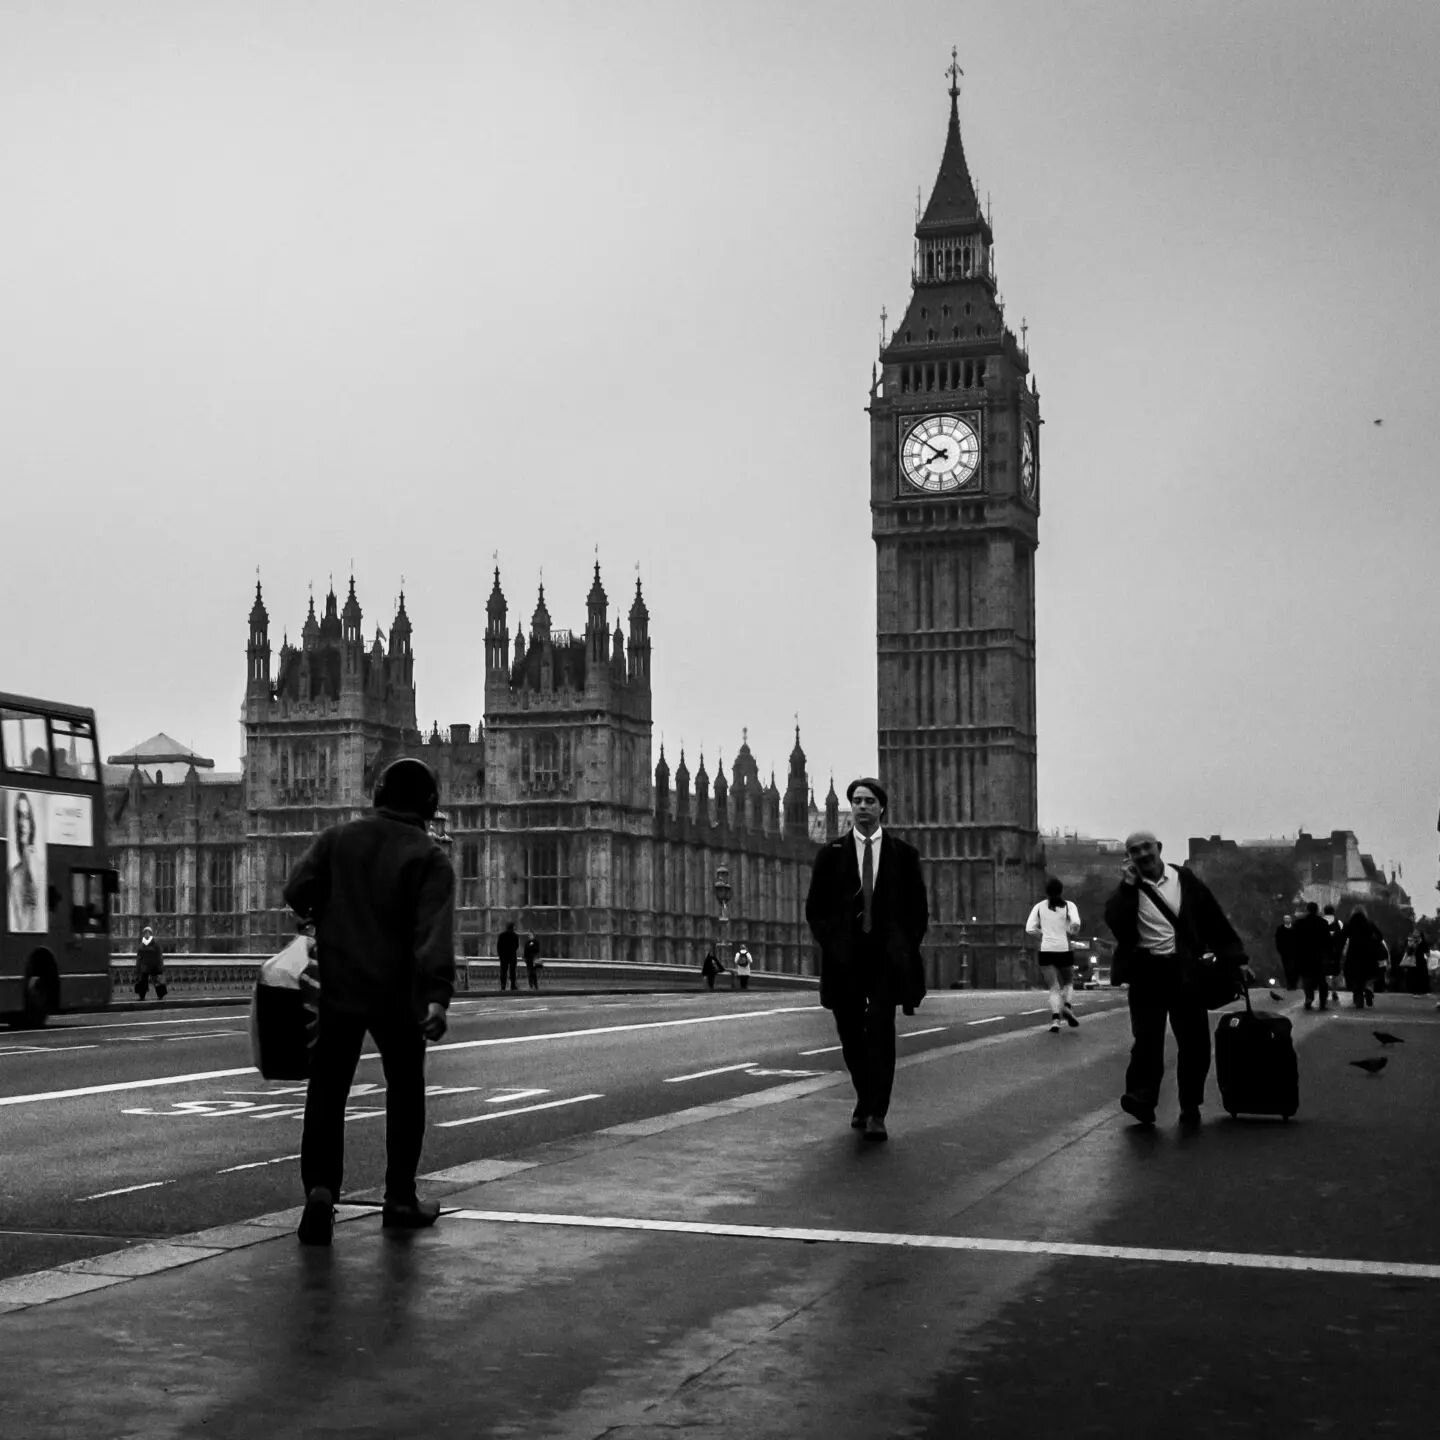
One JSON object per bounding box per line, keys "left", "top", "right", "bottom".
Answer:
{"left": 3, "top": 1, "right": 1437, "bottom": 911}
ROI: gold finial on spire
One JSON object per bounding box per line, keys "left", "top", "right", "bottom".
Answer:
{"left": 947, "top": 46, "right": 963, "bottom": 100}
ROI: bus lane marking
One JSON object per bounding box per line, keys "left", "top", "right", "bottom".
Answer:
{"left": 438, "top": 1094, "right": 603, "bottom": 1128}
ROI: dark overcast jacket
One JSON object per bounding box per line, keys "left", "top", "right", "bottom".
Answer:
{"left": 284, "top": 808, "right": 455, "bottom": 1021}
{"left": 1104, "top": 865, "right": 1244, "bottom": 986}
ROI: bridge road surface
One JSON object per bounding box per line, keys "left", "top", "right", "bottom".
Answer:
{"left": 4, "top": 991, "right": 1439, "bottom": 1438}
{"left": 0, "top": 988, "right": 1114, "bottom": 1281}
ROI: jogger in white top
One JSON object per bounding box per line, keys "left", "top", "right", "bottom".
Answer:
{"left": 1025, "top": 878, "right": 1082, "bottom": 1032}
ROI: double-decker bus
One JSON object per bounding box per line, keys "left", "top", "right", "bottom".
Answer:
{"left": 1, "top": 692, "right": 116, "bottom": 1025}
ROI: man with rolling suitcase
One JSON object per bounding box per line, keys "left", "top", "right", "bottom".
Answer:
{"left": 1104, "top": 831, "right": 1250, "bottom": 1129}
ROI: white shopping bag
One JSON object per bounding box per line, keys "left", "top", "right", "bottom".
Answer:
{"left": 249, "top": 934, "right": 319, "bottom": 1080}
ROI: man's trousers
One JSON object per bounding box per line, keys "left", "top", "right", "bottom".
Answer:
{"left": 301, "top": 1005, "right": 427, "bottom": 1205}
{"left": 1124, "top": 966, "right": 1212, "bottom": 1112}
{"left": 832, "top": 944, "right": 898, "bottom": 1120}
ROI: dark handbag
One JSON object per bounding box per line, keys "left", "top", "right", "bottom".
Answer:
{"left": 1137, "top": 877, "right": 1243, "bottom": 1009}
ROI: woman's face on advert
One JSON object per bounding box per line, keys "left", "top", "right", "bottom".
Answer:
{"left": 14, "top": 794, "right": 36, "bottom": 848}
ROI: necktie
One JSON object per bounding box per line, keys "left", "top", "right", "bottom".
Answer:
{"left": 862, "top": 838, "right": 874, "bottom": 934}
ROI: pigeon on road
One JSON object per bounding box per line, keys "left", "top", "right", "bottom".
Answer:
{"left": 1269, "top": 990, "right": 1285, "bottom": 1002}
{"left": 1349, "top": 1057, "right": 1388, "bottom": 1075}
{"left": 1373, "top": 1032, "right": 1405, "bottom": 1047}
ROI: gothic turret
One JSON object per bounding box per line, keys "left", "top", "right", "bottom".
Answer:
{"left": 674, "top": 747, "right": 691, "bottom": 823}
{"left": 388, "top": 591, "right": 414, "bottom": 690}
{"left": 531, "top": 583, "right": 551, "bottom": 646}
{"left": 247, "top": 580, "right": 271, "bottom": 695}
{"left": 824, "top": 776, "right": 840, "bottom": 840}
{"left": 319, "top": 584, "right": 342, "bottom": 642}
{"left": 627, "top": 578, "right": 651, "bottom": 686}
{"left": 485, "top": 569, "right": 508, "bottom": 674}
{"left": 301, "top": 592, "right": 319, "bottom": 651}
{"left": 585, "top": 562, "right": 609, "bottom": 667}
{"left": 340, "top": 576, "right": 364, "bottom": 689}
{"left": 784, "top": 725, "right": 809, "bottom": 838}
{"left": 694, "top": 752, "right": 710, "bottom": 827}
{"left": 654, "top": 744, "right": 670, "bottom": 807}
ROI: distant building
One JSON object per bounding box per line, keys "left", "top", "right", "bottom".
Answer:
{"left": 1187, "top": 831, "right": 1413, "bottom": 916}
{"left": 106, "top": 572, "right": 846, "bottom": 973}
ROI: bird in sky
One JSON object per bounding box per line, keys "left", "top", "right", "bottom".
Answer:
{"left": 1349, "top": 1057, "right": 1388, "bottom": 1075}
{"left": 1373, "top": 418, "right": 1384, "bottom": 426}
{"left": 1373, "top": 1032, "right": 1405, "bottom": 1046}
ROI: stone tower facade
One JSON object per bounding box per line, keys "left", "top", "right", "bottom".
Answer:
{"left": 868, "top": 66, "right": 1043, "bottom": 985}
{"left": 240, "top": 578, "right": 420, "bottom": 938}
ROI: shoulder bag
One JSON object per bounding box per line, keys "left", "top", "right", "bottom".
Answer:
{"left": 1136, "top": 874, "right": 1242, "bottom": 1010}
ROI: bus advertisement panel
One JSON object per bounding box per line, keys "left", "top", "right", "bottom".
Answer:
{"left": 0, "top": 694, "right": 116, "bottom": 1025}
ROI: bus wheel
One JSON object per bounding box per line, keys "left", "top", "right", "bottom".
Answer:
{"left": 17, "top": 961, "right": 57, "bottom": 1029}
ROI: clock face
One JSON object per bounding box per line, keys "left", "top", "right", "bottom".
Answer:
{"left": 1021, "top": 422, "right": 1037, "bottom": 498}
{"left": 900, "top": 414, "right": 980, "bottom": 493}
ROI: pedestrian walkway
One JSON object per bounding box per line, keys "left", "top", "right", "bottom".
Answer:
{"left": 5, "top": 994, "right": 1438, "bottom": 1438}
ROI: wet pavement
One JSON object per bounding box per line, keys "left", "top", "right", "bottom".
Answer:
{"left": 5, "top": 992, "right": 1438, "bottom": 1438}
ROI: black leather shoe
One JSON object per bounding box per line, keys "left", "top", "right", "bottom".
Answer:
{"left": 297, "top": 1186, "right": 335, "bottom": 1246}
{"left": 863, "top": 1116, "right": 888, "bottom": 1142}
{"left": 1120, "top": 1093, "right": 1156, "bottom": 1127}
{"left": 850, "top": 1110, "right": 865, "bottom": 1130}
{"left": 382, "top": 1198, "right": 441, "bottom": 1229}
{"left": 1178, "top": 1107, "right": 1202, "bottom": 1129}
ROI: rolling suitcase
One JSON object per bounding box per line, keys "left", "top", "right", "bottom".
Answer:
{"left": 1215, "top": 985, "right": 1299, "bottom": 1119}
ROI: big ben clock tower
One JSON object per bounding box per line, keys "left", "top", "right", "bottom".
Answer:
{"left": 869, "top": 54, "right": 1043, "bottom": 987}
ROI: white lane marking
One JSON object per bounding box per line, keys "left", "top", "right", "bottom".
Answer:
{"left": 56, "top": 1014, "right": 250, "bottom": 1033}
{"left": 78, "top": 1180, "right": 171, "bottom": 1202}
{"left": 437, "top": 1094, "right": 603, "bottom": 1128}
{"left": 899, "top": 1027, "right": 947, "bottom": 1038}
{"left": 447, "top": 1210, "right": 1440, "bottom": 1282}
{"left": 487, "top": 1088, "right": 548, "bottom": 1103}
{"left": 799, "top": 1045, "right": 842, "bottom": 1056}
{"left": 0, "top": 1044, "right": 100, "bottom": 1056}
{"left": 0, "top": 1067, "right": 255, "bottom": 1108}
{"left": 216, "top": 1153, "right": 301, "bottom": 1174}
{"left": 1022, "top": 1008, "right": 1049, "bottom": 1015}
{"left": 664, "top": 1062, "right": 757, "bottom": 1083}
{"left": 966, "top": 1016, "right": 1006, "bottom": 1026}
{"left": 161, "top": 1031, "right": 241, "bottom": 1042}
{"left": 426, "top": 1006, "right": 816, "bottom": 1057}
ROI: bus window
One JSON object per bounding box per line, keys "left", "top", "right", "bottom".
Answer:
{"left": 1, "top": 708, "right": 51, "bottom": 774}
{"left": 71, "top": 870, "right": 110, "bottom": 935}
{"left": 50, "top": 718, "right": 99, "bottom": 781}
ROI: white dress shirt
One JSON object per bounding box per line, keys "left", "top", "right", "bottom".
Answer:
{"left": 1136, "top": 863, "right": 1183, "bottom": 955}
{"left": 852, "top": 825, "right": 883, "bottom": 884}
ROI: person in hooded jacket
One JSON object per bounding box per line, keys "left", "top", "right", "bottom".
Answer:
{"left": 284, "top": 757, "right": 455, "bottom": 1246}
{"left": 1342, "top": 907, "right": 1381, "bottom": 1010}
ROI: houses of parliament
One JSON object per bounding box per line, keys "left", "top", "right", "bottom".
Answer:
{"left": 105, "top": 68, "right": 1043, "bottom": 985}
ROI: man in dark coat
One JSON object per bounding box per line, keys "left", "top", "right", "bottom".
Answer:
{"left": 805, "top": 777, "right": 928, "bottom": 1143}
{"left": 134, "top": 925, "right": 167, "bottom": 1002}
{"left": 1293, "top": 901, "right": 1332, "bottom": 1010}
{"left": 496, "top": 922, "right": 520, "bottom": 991}
{"left": 1104, "top": 830, "right": 1248, "bottom": 1129}
{"left": 523, "top": 932, "right": 541, "bottom": 991}
{"left": 284, "top": 757, "right": 455, "bottom": 1246}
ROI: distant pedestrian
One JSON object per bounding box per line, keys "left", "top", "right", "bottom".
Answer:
{"left": 1274, "top": 913, "right": 1300, "bottom": 991}
{"left": 135, "top": 925, "right": 168, "bottom": 1001}
{"left": 1025, "top": 878, "right": 1081, "bottom": 1033}
{"left": 733, "top": 944, "right": 753, "bottom": 991}
{"left": 701, "top": 950, "right": 723, "bottom": 992}
{"left": 497, "top": 922, "right": 520, "bottom": 992}
{"left": 1399, "top": 930, "right": 1430, "bottom": 996}
{"left": 1293, "top": 902, "right": 1332, "bottom": 1010}
{"left": 523, "top": 933, "right": 541, "bottom": 990}
{"left": 806, "top": 777, "right": 929, "bottom": 1143}
{"left": 284, "top": 757, "right": 454, "bottom": 1246}
{"left": 1321, "top": 905, "right": 1345, "bottom": 993}
{"left": 1104, "top": 831, "right": 1249, "bottom": 1129}
{"left": 1342, "top": 908, "right": 1381, "bottom": 1009}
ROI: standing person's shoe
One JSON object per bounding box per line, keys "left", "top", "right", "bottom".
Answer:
{"left": 1120, "top": 1093, "right": 1156, "bottom": 1127}
{"left": 1063, "top": 1004, "right": 1079, "bottom": 1028}
{"left": 850, "top": 1107, "right": 866, "bottom": 1130}
{"left": 1303, "top": 1001, "right": 1313, "bottom": 1010}
{"left": 382, "top": 1197, "right": 441, "bottom": 1230}
{"left": 862, "top": 1116, "right": 888, "bottom": 1143}
{"left": 297, "top": 1186, "right": 335, "bottom": 1246}
{"left": 1178, "top": 1107, "right": 1202, "bottom": 1129}
{"left": 1049, "top": 1017, "right": 1061, "bottom": 1033}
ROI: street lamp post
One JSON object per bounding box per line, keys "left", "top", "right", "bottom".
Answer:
{"left": 714, "top": 865, "right": 732, "bottom": 983}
